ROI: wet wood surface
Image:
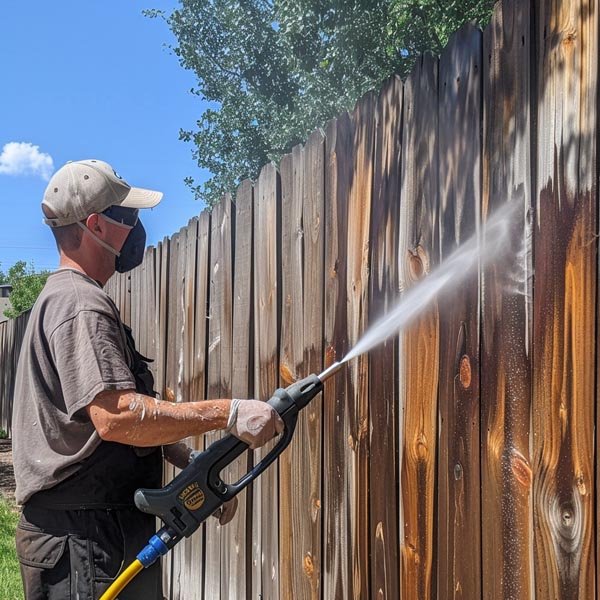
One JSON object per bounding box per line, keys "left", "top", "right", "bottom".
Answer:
{"left": 323, "top": 111, "right": 353, "bottom": 600}
{"left": 279, "top": 130, "right": 325, "bottom": 599}
{"left": 533, "top": 0, "right": 598, "bottom": 597}
{"left": 279, "top": 145, "right": 307, "bottom": 596}
{"left": 437, "top": 23, "right": 482, "bottom": 600}
{"left": 368, "top": 74, "right": 402, "bottom": 600}
{"left": 346, "top": 90, "right": 376, "bottom": 600}
{"left": 398, "top": 53, "right": 440, "bottom": 600}
{"left": 299, "top": 129, "right": 325, "bottom": 599}
{"left": 481, "top": 1, "right": 534, "bottom": 598}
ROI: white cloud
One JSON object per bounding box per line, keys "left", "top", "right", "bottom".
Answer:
{"left": 0, "top": 142, "right": 54, "bottom": 180}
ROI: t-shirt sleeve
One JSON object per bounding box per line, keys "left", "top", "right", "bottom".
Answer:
{"left": 50, "top": 310, "right": 136, "bottom": 420}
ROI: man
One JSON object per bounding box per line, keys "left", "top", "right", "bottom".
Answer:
{"left": 12, "top": 159, "right": 283, "bottom": 599}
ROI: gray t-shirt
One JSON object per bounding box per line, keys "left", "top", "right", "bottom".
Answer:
{"left": 12, "top": 268, "right": 136, "bottom": 505}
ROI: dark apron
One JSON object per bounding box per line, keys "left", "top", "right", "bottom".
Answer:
{"left": 27, "top": 324, "right": 162, "bottom": 509}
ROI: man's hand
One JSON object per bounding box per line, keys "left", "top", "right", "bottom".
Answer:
{"left": 212, "top": 497, "right": 239, "bottom": 526}
{"left": 227, "top": 399, "right": 284, "bottom": 449}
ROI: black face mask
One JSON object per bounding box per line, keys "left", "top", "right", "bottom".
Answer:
{"left": 116, "top": 220, "right": 146, "bottom": 273}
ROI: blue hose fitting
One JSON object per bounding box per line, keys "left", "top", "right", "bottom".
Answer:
{"left": 136, "top": 534, "right": 169, "bottom": 568}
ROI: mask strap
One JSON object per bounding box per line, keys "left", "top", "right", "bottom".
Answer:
{"left": 100, "top": 213, "right": 135, "bottom": 230}
{"left": 77, "top": 222, "right": 121, "bottom": 257}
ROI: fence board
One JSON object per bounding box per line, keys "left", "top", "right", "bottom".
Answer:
{"left": 279, "top": 145, "right": 306, "bottom": 596}
{"left": 164, "top": 232, "right": 180, "bottom": 599}
{"left": 369, "top": 74, "right": 402, "bottom": 600}
{"left": 323, "top": 111, "right": 353, "bottom": 599}
{"left": 171, "top": 226, "right": 189, "bottom": 600}
{"left": 187, "top": 212, "right": 211, "bottom": 596}
{"left": 481, "top": 1, "right": 534, "bottom": 598}
{"left": 345, "top": 91, "right": 376, "bottom": 600}
{"left": 279, "top": 129, "right": 325, "bottom": 599}
{"left": 177, "top": 218, "right": 200, "bottom": 600}
{"left": 300, "top": 129, "right": 325, "bottom": 598}
{"left": 533, "top": 0, "right": 598, "bottom": 596}
{"left": 398, "top": 53, "right": 440, "bottom": 600}
{"left": 228, "top": 180, "right": 254, "bottom": 597}
{"left": 437, "top": 23, "right": 482, "bottom": 599}
{"left": 253, "top": 162, "right": 281, "bottom": 598}
{"left": 205, "top": 196, "right": 234, "bottom": 600}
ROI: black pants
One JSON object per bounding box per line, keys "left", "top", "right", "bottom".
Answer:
{"left": 15, "top": 505, "right": 162, "bottom": 600}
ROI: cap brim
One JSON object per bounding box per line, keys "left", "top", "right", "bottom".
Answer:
{"left": 120, "top": 186, "right": 163, "bottom": 209}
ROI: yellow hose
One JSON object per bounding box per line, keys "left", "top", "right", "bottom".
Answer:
{"left": 99, "top": 558, "right": 144, "bottom": 600}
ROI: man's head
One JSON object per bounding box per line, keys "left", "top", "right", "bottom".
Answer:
{"left": 42, "top": 159, "right": 163, "bottom": 283}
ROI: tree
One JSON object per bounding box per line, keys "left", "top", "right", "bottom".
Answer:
{"left": 1, "top": 261, "right": 50, "bottom": 319}
{"left": 146, "top": 0, "right": 495, "bottom": 207}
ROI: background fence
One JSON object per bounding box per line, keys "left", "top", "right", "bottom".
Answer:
{"left": 1, "top": 0, "right": 599, "bottom": 597}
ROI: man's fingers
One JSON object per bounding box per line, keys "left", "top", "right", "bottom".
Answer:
{"left": 216, "top": 497, "right": 238, "bottom": 526}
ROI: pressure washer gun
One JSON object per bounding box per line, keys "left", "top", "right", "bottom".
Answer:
{"left": 99, "top": 362, "right": 344, "bottom": 600}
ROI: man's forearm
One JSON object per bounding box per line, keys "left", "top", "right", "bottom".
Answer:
{"left": 87, "top": 389, "right": 231, "bottom": 446}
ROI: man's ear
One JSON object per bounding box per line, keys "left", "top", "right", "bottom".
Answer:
{"left": 85, "top": 213, "right": 103, "bottom": 234}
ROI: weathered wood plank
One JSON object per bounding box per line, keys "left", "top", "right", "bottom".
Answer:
{"left": 368, "top": 74, "right": 402, "bottom": 600}
{"left": 299, "top": 129, "right": 325, "bottom": 597}
{"left": 156, "top": 239, "right": 170, "bottom": 403}
{"left": 171, "top": 225, "right": 189, "bottom": 600}
{"left": 533, "top": 0, "right": 597, "bottom": 597}
{"left": 205, "top": 196, "right": 234, "bottom": 600}
{"left": 279, "top": 145, "right": 306, "bottom": 596}
{"left": 227, "top": 180, "right": 254, "bottom": 598}
{"left": 252, "top": 162, "right": 281, "bottom": 598}
{"left": 278, "top": 129, "right": 325, "bottom": 598}
{"left": 323, "top": 111, "right": 353, "bottom": 600}
{"left": 345, "top": 91, "right": 376, "bottom": 600}
{"left": 398, "top": 53, "right": 440, "bottom": 600}
{"left": 481, "top": 1, "right": 534, "bottom": 598}
{"left": 162, "top": 233, "right": 177, "bottom": 598}
{"left": 437, "top": 23, "right": 482, "bottom": 600}
{"left": 187, "top": 212, "right": 211, "bottom": 597}
{"left": 177, "top": 219, "right": 200, "bottom": 600}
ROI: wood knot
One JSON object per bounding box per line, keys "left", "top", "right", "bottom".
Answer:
{"left": 375, "top": 521, "right": 384, "bottom": 541}
{"left": 454, "top": 463, "right": 463, "bottom": 480}
{"left": 459, "top": 355, "right": 471, "bottom": 389}
{"left": 311, "top": 497, "right": 321, "bottom": 520}
{"left": 303, "top": 553, "right": 314, "bottom": 578}
{"left": 549, "top": 491, "right": 583, "bottom": 556}
{"left": 325, "top": 346, "right": 337, "bottom": 366}
{"left": 576, "top": 474, "right": 587, "bottom": 496}
{"left": 509, "top": 448, "right": 532, "bottom": 488}
{"left": 407, "top": 246, "right": 428, "bottom": 281}
{"left": 279, "top": 362, "right": 295, "bottom": 385}
{"left": 415, "top": 432, "right": 429, "bottom": 460}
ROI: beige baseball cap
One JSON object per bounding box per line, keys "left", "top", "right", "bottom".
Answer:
{"left": 42, "top": 159, "right": 163, "bottom": 227}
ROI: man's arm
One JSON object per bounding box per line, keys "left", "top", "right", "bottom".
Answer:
{"left": 87, "top": 389, "right": 231, "bottom": 446}
{"left": 86, "top": 389, "right": 284, "bottom": 448}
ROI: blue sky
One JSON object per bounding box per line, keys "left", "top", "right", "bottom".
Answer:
{"left": 0, "top": 1, "right": 210, "bottom": 273}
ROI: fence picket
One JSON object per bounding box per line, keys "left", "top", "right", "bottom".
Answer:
{"left": 398, "top": 53, "right": 440, "bottom": 600}
{"left": 481, "top": 1, "right": 535, "bottom": 597}
{"left": 533, "top": 0, "right": 598, "bottom": 596}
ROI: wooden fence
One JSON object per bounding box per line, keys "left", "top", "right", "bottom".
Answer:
{"left": 1, "top": 0, "right": 598, "bottom": 597}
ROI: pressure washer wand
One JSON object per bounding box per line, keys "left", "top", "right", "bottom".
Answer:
{"left": 318, "top": 361, "right": 343, "bottom": 382}
{"left": 99, "top": 362, "right": 345, "bottom": 600}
